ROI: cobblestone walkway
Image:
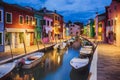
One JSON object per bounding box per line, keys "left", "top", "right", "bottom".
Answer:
{"left": 97, "top": 44, "right": 120, "bottom": 80}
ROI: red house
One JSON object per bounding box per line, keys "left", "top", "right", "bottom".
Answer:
{"left": 2, "top": 2, "right": 35, "bottom": 51}
{"left": 106, "top": 0, "right": 120, "bottom": 46}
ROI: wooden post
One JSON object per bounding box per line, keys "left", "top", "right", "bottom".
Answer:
{"left": 36, "top": 38, "right": 39, "bottom": 50}
{"left": 23, "top": 38, "right": 27, "bottom": 55}
{"left": 9, "top": 43, "right": 13, "bottom": 60}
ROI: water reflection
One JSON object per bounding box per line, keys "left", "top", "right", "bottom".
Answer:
{"left": 9, "top": 48, "right": 88, "bottom": 80}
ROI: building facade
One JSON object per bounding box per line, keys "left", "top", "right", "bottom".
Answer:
{"left": 0, "top": 3, "right": 4, "bottom": 52}
{"left": 95, "top": 13, "right": 107, "bottom": 42}
{"left": 42, "top": 15, "right": 53, "bottom": 43}
{"left": 39, "top": 8, "right": 63, "bottom": 41}
{"left": 3, "top": 2, "right": 35, "bottom": 51}
{"left": 69, "top": 24, "right": 81, "bottom": 37}
{"left": 106, "top": 0, "right": 120, "bottom": 46}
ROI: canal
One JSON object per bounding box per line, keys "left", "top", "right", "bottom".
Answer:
{"left": 8, "top": 48, "right": 89, "bottom": 80}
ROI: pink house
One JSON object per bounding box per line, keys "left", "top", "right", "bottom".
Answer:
{"left": 69, "top": 24, "right": 81, "bottom": 37}
{"left": 106, "top": 0, "right": 120, "bottom": 46}
{"left": 42, "top": 15, "right": 53, "bottom": 43}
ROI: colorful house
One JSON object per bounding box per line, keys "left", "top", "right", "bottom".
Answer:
{"left": 106, "top": 0, "right": 120, "bottom": 46}
{"left": 69, "top": 23, "right": 81, "bottom": 37}
{"left": 95, "top": 13, "right": 107, "bottom": 42}
{"left": 2, "top": 2, "right": 35, "bottom": 51}
{"left": 34, "top": 11, "right": 42, "bottom": 41}
{"left": 0, "top": 2, "right": 4, "bottom": 52}
{"left": 42, "top": 15, "right": 53, "bottom": 43}
{"left": 39, "top": 8, "right": 64, "bottom": 41}
{"left": 89, "top": 19, "right": 95, "bottom": 38}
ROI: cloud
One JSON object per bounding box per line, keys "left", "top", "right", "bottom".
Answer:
{"left": 3, "top": 0, "right": 112, "bottom": 23}
{"left": 44, "top": 0, "right": 111, "bottom": 12}
{"left": 3, "top": 0, "right": 44, "bottom": 9}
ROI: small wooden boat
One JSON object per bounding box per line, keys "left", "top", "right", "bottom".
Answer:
{"left": 70, "top": 57, "right": 89, "bottom": 71}
{"left": 54, "top": 42, "right": 66, "bottom": 49}
{"left": 53, "top": 44, "right": 60, "bottom": 49}
{"left": 17, "top": 52, "right": 44, "bottom": 69}
{"left": 83, "top": 46, "right": 93, "bottom": 49}
{"left": 0, "top": 62, "right": 16, "bottom": 79}
{"left": 80, "top": 47, "right": 92, "bottom": 51}
{"left": 80, "top": 50, "right": 92, "bottom": 55}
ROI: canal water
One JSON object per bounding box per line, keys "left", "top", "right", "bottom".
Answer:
{"left": 9, "top": 48, "right": 89, "bottom": 80}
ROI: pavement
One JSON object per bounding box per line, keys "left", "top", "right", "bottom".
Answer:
{"left": 0, "top": 39, "right": 68, "bottom": 64}
{"left": 0, "top": 43, "right": 55, "bottom": 64}
{"left": 97, "top": 44, "right": 120, "bottom": 80}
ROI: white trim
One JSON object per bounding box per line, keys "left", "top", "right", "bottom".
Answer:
{"left": 0, "top": 10, "right": 3, "bottom": 23}
{"left": 19, "top": 15, "right": 24, "bottom": 24}
{"left": 6, "top": 12, "right": 12, "bottom": 24}
{"left": 0, "top": 31, "right": 3, "bottom": 45}
{"left": 6, "top": 28, "right": 26, "bottom": 32}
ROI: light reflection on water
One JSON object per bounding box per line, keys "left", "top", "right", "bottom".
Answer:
{"left": 10, "top": 48, "right": 89, "bottom": 80}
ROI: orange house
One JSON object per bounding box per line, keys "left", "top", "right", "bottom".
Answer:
{"left": 2, "top": 2, "right": 35, "bottom": 51}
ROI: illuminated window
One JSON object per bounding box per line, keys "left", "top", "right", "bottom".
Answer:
{"left": 6, "top": 12, "right": 12, "bottom": 24}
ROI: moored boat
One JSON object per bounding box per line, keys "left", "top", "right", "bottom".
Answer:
{"left": 17, "top": 52, "right": 44, "bottom": 69}
{"left": 0, "top": 62, "right": 16, "bottom": 80}
{"left": 70, "top": 57, "right": 89, "bottom": 71}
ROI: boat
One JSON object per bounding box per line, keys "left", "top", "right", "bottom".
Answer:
{"left": 80, "top": 47, "right": 92, "bottom": 51}
{"left": 70, "top": 57, "right": 89, "bottom": 71}
{"left": 83, "top": 46, "right": 93, "bottom": 49}
{"left": 0, "top": 62, "right": 16, "bottom": 80}
{"left": 54, "top": 42, "right": 66, "bottom": 50}
{"left": 53, "top": 44, "right": 60, "bottom": 49}
{"left": 17, "top": 52, "right": 44, "bottom": 69}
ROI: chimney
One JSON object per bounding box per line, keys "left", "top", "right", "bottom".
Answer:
{"left": 54, "top": 10, "right": 57, "bottom": 13}
{"left": 43, "top": 7, "right": 47, "bottom": 13}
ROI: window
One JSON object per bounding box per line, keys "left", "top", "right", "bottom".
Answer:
{"left": 111, "top": 20, "right": 113, "bottom": 26}
{"left": 51, "top": 22, "right": 53, "bottom": 26}
{"left": 108, "top": 21, "right": 110, "bottom": 26}
{"left": 0, "top": 10, "right": 3, "bottom": 22}
{"left": 99, "top": 24, "right": 102, "bottom": 27}
{"left": 26, "top": 15, "right": 29, "bottom": 24}
{"left": 76, "top": 32, "right": 78, "bottom": 35}
{"left": 30, "top": 16, "right": 33, "bottom": 25}
{"left": 19, "top": 15, "right": 23, "bottom": 24}
{"left": 40, "top": 20, "right": 46, "bottom": 25}
{"left": 47, "top": 21, "right": 49, "bottom": 26}
{"left": 35, "top": 18, "right": 37, "bottom": 25}
{"left": 55, "top": 16, "right": 57, "bottom": 20}
{"left": 114, "top": 6, "right": 117, "bottom": 11}
{"left": 0, "top": 32, "right": 3, "bottom": 45}
{"left": 6, "top": 12, "right": 12, "bottom": 24}
{"left": 114, "top": 20, "right": 116, "bottom": 26}
{"left": 109, "top": 9, "right": 111, "bottom": 13}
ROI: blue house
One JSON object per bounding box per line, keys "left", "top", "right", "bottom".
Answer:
{"left": 0, "top": 4, "right": 4, "bottom": 52}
